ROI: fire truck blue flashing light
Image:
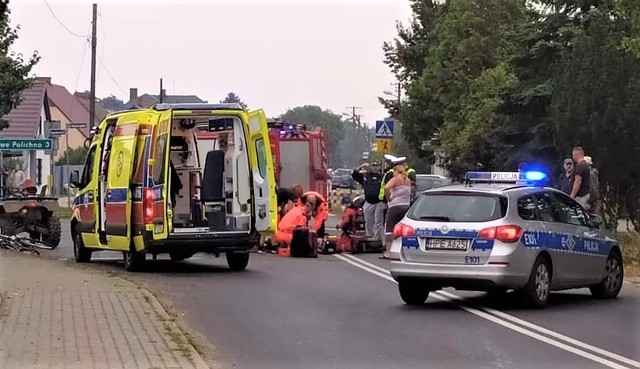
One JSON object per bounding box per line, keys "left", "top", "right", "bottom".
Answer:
{"left": 465, "top": 171, "right": 548, "bottom": 185}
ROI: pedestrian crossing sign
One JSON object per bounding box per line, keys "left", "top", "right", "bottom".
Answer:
{"left": 376, "top": 138, "right": 393, "bottom": 153}
{"left": 375, "top": 120, "right": 394, "bottom": 138}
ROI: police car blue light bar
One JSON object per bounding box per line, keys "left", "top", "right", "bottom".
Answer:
{"left": 465, "top": 171, "right": 548, "bottom": 184}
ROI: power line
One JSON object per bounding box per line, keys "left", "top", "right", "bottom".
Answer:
{"left": 97, "top": 56, "right": 127, "bottom": 100}
{"left": 67, "top": 36, "right": 90, "bottom": 127}
{"left": 42, "top": 0, "right": 91, "bottom": 38}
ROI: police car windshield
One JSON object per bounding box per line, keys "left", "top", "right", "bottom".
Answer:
{"left": 407, "top": 193, "right": 508, "bottom": 223}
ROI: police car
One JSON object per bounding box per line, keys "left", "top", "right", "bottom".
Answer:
{"left": 389, "top": 171, "right": 624, "bottom": 308}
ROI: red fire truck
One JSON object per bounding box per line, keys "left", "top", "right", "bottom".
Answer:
{"left": 267, "top": 120, "right": 330, "bottom": 202}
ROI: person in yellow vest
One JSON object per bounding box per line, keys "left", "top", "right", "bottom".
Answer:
{"left": 377, "top": 154, "right": 416, "bottom": 257}
{"left": 378, "top": 154, "right": 416, "bottom": 202}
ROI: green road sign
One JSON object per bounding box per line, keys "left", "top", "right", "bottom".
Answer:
{"left": 0, "top": 139, "right": 52, "bottom": 151}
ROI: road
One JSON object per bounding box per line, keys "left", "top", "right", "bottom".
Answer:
{"left": 46, "top": 216, "right": 640, "bottom": 369}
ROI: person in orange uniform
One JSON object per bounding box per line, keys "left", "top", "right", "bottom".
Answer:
{"left": 273, "top": 201, "right": 314, "bottom": 245}
{"left": 299, "top": 191, "right": 328, "bottom": 238}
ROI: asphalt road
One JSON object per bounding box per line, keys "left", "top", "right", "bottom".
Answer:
{"left": 45, "top": 217, "right": 640, "bottom": 369}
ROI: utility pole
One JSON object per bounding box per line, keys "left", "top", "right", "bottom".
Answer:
{"left": 89, "top": 3, "right": 97, "bottom": 128}
{"left": 159, "top": 78, "right": 164, "bottom": 103}
{"left": 345, "top": 106, "right": 363, "bottom": 131}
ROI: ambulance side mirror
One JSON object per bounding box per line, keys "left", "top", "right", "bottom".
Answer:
{"left": 69, "top": 170, "right": 81, "bottom": 188}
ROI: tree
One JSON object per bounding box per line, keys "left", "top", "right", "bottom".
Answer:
{"left": 0, "top": 0, "right": 40, "bottom": 130}
{"left": 220, "top": 92, "right": 248, "bottom": 110}
{"left": 55, "top": 147, "right": 88, "bottom": 166}
{"left": 280, "top": 105, "right": 346, "bottom": 167}
{"left": 99, "top": 95, "right": 124, "bottom": 111}
{"left": 337, "top": 122, "right": 371, "bottom": 168}
{"left": 383, "top": 0, "right": 526, "bottom": 178}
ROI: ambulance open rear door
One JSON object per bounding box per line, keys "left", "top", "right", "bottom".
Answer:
{"left": 245, "top": 110, "right": 278, "bottom": 235}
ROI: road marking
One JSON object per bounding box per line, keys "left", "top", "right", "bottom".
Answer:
{"left": 335, "top": 253, "right": 639, "bottom": 369}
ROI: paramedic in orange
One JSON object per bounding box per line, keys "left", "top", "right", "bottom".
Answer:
{"left": 300, "top": 191, "right": 328, "bottom": 237}
{"left": 273, "top": 200, "right": 313, "bottom": 245}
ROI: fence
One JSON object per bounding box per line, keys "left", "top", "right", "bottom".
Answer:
{"left": 52, "top": 165, "right": 84, "bottom": 196}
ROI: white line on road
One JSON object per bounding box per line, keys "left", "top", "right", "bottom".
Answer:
{"left": 335, "top": 253, "right": 638, "bottom": 369}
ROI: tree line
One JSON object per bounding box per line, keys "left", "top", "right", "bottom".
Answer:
{"left": 379, "top": 0, "right": 640, "bottom": 224}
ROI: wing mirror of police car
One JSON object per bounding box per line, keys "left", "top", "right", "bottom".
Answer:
{"left": 69, "top": 170, "right": 81, "bottom": 188}
{"left": 588, "top": 214, "right": 603, "bottom": 229}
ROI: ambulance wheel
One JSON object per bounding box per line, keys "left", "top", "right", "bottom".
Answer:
{"left": 73, "top": 228, "right": 92, "bottom": 263}
{"left": 398, "top": 279, "right": 429, "bottom": 305}
{"left": 590, "top": 249, "right": 623, "bottom": 299}
{"left": 520, "top": 255, "right": 552, "bottom": 308}
{"left": 226, "top": 252, "right": 249, "bottom": 271}
{"left": 123, "top": 247, "right": 145, "bottom": 272}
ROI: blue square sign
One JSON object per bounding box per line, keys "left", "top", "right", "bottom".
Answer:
{"left": 375, "top": 120, "right": 394, "bottom": 138}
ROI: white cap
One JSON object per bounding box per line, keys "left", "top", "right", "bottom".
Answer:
{"left": 584, "top": 156, "right": 593, "bottom": 165}
{"left": 384, "top": 154, "right": 398, "bottom": 162}
{"left": 391, "top": 156, "right": 407, "bottom": 165}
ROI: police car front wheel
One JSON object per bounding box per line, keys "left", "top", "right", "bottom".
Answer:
{"left": 590, "top": 249, "right": 623, "bottom": 300}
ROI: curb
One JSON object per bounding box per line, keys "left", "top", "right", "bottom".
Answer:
{"left": 140, "top": 288, "right": 210, "bottom": 369}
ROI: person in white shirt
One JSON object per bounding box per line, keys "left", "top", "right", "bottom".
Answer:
{"left": 10, "top": 164, "right": 25, "bottom": 191}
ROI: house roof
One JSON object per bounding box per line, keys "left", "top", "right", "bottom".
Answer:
{"left": 124, "top": 93, "right": 207, "bottom": 109}
{"left": 0, "top": 77, "right": 50, "bottom": 138}
{"left": 47, "top": 84, "right": 91, "bottom": 137}
{"left": 73, "top": 91, "right": 110, "bottom": 128}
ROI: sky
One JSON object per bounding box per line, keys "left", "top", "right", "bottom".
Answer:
{"left": 11, "top": 0, "right": 413, "bottom": 125}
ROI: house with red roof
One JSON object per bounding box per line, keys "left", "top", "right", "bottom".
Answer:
{"left": 0, "top": 77, "right": 54, "bottom": 192}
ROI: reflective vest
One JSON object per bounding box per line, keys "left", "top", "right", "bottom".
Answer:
{"left": 379, "top": 167, "right": 415, "bottom": 201}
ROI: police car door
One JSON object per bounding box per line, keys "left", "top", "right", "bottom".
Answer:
{"left": 532, "top": 191, "right": 577, "bottom": 285}
{"left": 245, "top": 109, "right": 277, "bottom": 234}
{"left": 104, "top": 119, "right": 139, "bottom": 251}
{"left": 550, "top": 192, "right": 605, "bottom": 283}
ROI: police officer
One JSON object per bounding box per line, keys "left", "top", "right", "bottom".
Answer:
{"left": 379, "top": 154, "right": 416, "bottom": 203}
{"left": 377, "top": 154, "right": 416, "bottom": 246}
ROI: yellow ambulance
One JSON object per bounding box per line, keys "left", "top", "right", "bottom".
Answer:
{"left": 69, "top": 103, "right": 277, "bottom": 271}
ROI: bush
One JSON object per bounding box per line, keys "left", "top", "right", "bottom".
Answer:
{"left": 620, "top": 232, "right": 640, "bottom": 276}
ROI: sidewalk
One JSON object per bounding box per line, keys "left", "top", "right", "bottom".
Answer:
{"left": 0, "top": 251, "right": 209, "bottom": 369}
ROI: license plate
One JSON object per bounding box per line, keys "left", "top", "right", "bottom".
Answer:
{"left": 425, "top": 238, "right": 470, "bottom": 251}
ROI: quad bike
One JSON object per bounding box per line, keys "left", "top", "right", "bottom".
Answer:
{"left": 320, "top": 195, "right": 383, "bottom": 255}
{"left": 0, "top": 185, "right": 62, "bottom": 248}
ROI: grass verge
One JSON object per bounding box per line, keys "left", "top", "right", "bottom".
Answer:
{"left": 54, "top": 207, "right": 73, "bottom": 219}
{"left": 620, "top": 232, "right": 640, "bottom": 277}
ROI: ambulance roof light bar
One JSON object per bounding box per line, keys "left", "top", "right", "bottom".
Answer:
{"left": 465, "top": 171, "right": 548, "bottom": 186}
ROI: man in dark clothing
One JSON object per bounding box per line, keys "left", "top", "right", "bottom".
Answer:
{"left": 556, "top": 158, "right": 574, "bottom": 194}
{"left": 570, "top": 146, "right": 591, "bottom": 210}
{"left": 584, "top": 156, "right": 603, "bottom": 216}
{"left": 352, "top": 160, "right": 384, "bottom": 240}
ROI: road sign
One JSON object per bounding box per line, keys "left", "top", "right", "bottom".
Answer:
{"left": 68, "top": 122, "right": 87, "bottom": 129}
{"left": 0, "top": 139, "right": 52, "bottom": 151}
{"left": 49, "top": 129, "right": 67, "bottom": 136}
{"left": 376, "top": 138, "right": 393, "bottom": 154}
{"left": 375, "top": 120, "right": 394, "bottom": 138}
{"left": 362, "top": 151, "right": 369, "bottom": 160}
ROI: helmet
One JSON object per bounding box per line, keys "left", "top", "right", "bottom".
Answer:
{"left": 351, "top": 195, "right": 365, "bottom": 208}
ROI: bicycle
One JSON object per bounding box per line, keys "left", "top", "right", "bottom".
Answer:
{"left": 0, "top": 233, "right": 56, "bottom": 255}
